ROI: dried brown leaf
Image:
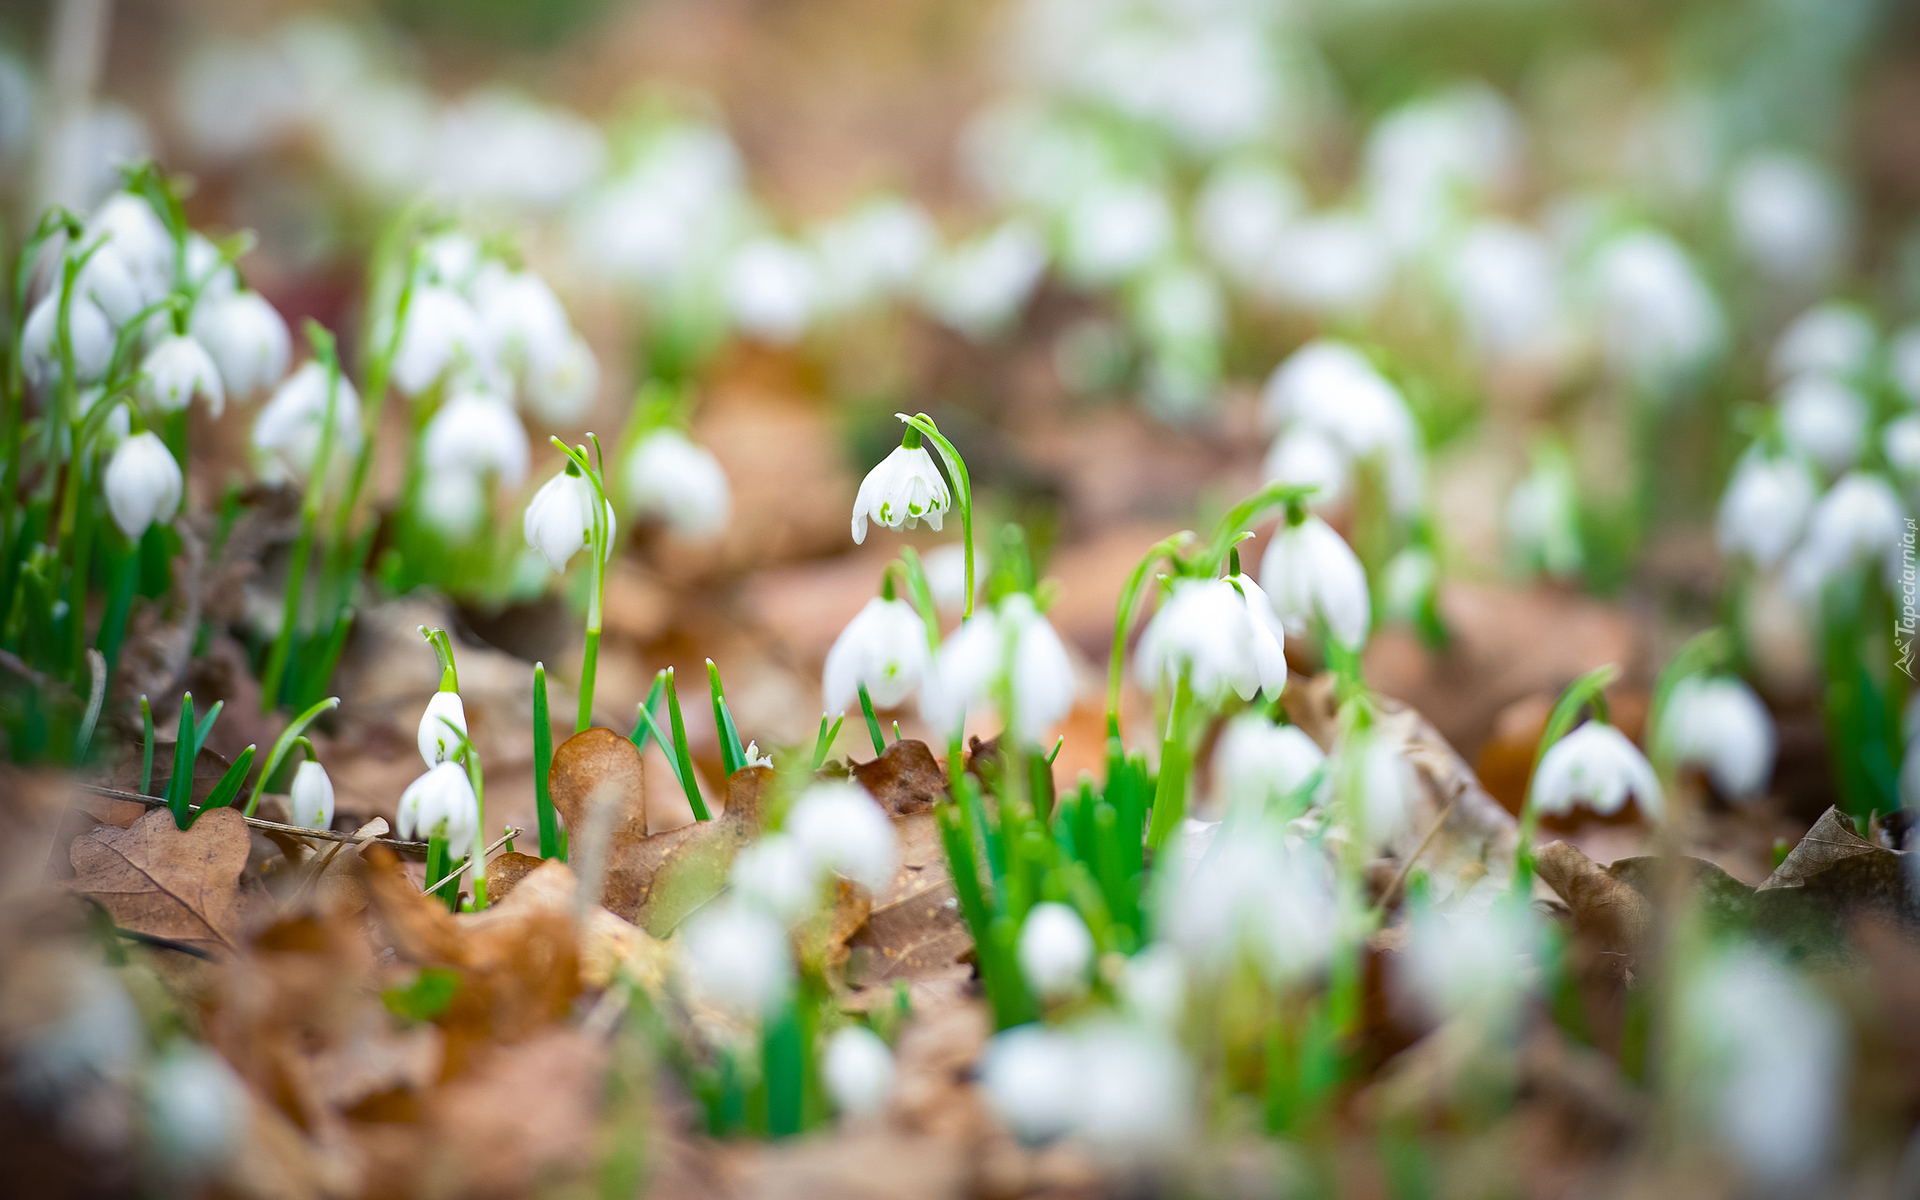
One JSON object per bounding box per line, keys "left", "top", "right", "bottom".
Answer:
{"left": 591, "top": 766, "right": 769, "bottom": 934}
{"left": 845, "top": 812, "right": 973, "bottom": 1008}
{"left": 67, "top": 806, "right": 258, "bottom": 954}
{"left": 1533, "top": 841, "right": 1651, "bottom": 955}
{"left": 852, "top": 739, "right": 947, "bottom": 815}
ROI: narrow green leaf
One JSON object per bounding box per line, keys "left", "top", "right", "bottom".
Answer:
{"left": 664, "top": 668, "right": 710, "bottom": 821}
{"left": 166, "top": 694, "right": 195, "bottom": 828}
{"left": 139, "top": 695, "right": 155, "bottom": 795}
{"left": 193, "top": 700, "right": 224, "bottom": 750}
{"left": 627, "top": 674, "right": 668, "bottom": 753}
{"left": 195, "top": 745, "right": 256, "bottom": 820}
{"left": 858, "top": 682, "right": 886, "bottom": 757}
{"left": 707, "top": 660, "right": 747, "bottom": 776}
{"left": 533, "top": 663, "right": 561, "bottom": 860}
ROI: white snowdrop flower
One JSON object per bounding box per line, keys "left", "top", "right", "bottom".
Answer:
{"left": 1382, "top": 545, "right": 1438, "bottom": 625}
{"left": 1771, "top": 304, "right": 1875, "bottom": 384}
{"left": 823, "top": 1026, "right": 896, "bottom": 1118}
{"left": 1017, "top": 902, "right": 1094, "bottom": 1001}
{"left": 1194, "top": 160, "right": 1301, "bottom": 280}
{"left": 1365, "top": 85, "right": 1520, "bottom": 254}
{"left": 76, "top": 244, "right": 145, "bottom": 326}
{"left": 471, "top": 264, "right": 571, "bottom": 378}
{"left": 418, "top": 470, "right": 486, "bottom": 541}
{"left": 142, "top": 1043, "right": 247, "bottom": 1176}
{"left": 1530, "top": 721, "right": 1663, "bottom": 820}
{"left": 1784, "top": 472, "right": 1908, "bottom": 600}
{"left": 1661, "top": 676, "right": 1776, "bottom": 801}
{"left": 1728, "top": 152, "right": 1849, "bottom": 285}
{"left": 1260, "top": 340, "right": 1423, "bottom": 514}
{"left": 1258, "top": 516, "right": 1371, "bottom": 651}
{"left": 823, "top": 597, "right": 929, "bottom": 714}
{"left": 89, "top": 192, "right": 174, "bottom": 303}
{"left": 422, "top": 391, "right": 529, "bottom": 489}
{"left": 1342, "top": 732, "right": 1420, "bottom": 846}
{"left": 397, "top": 761, "right": 479, "bottom": 860}
{"left": 1119, "top": 944, "right": 1186, "bottom": 1029}
{"left": 813, "top": 197, "right": 935, "bottom": 312}
{"left": 1590, "top": 229, "right": 1724, "bottom": 395}
{"left": 851, "top": 440, "right": 949, "bottom": 543}
{"left": 419, "top": 232, "right": 482, "bottom": 288}
{"left": 1777, "top": 374, "right": 1867, "bottom": 475}
{"left": 524, "top": 331, "right": 599, "bottom": 428}
{"left": 1166, "top": 822, "right": 1335, "bottom": 983}
{"left": 743, "top": 741, "right": 773, "bottom": 770}
{"left": 192, "top": 290, "right": 291, "bottom": 399}
{"left": 393, "top": 286, "right": 489, "bottom": 397}
{"left": 523, "top": 469, "right": 615, "bottom": 574}
{"left": 103, "top": 431, "right": 182, "bottom": 539}
{"left": 786, "top": 781, "right": 898, "bottom": 893}
{"left": 1262, "top": 427, "right": 1351, "bottom": 513}
{"left": 919, "top": 220, "right": 1048, "bottom": 341}
{"left": 730, "top": 834, "right": 820, "bottom": 925}
{"left": 1447, "top": 220, "right": 1563, "bottom": 361}
{"left": 1677, "top": 947, "right": 1844, "bottom": 1186}
{"left": 1264, "top": 213, "right": 1392, "bottom": 315}
{"left": 680, "top": 899, "right": 793, "bottom": 1018}
{"left": 922, "top": 543, "right": 973, "bottom": 612}
{"left": 1717, "top": 452, "right": 1818, "bottom": 568}
{"left": 1399, "top": 898, "right": 1540, "bottom": 1025}
{"left": 1212, "top": 714, "right": 1324, "bottom": 816}
{"left": 621, "top": 429, "right": 732, "bottom": 541}
{"left": 1134, "top": 575, "right": 1288, "bottom": 705}
{"left": 1061, "top": 181, "right": 1173, "bottom": 287}
{"left": 181, "top": 233, "right": 238, "bottom": 303}
{"left": 417, "top": 690, "right": 468, "bottom": 767}
{"left": 1071, "top": 1022, "right": 1193, "bottom": 1162}
{"left": 1885, "top": 415, "right": 1920, "bottom": 481}
{"left": 140, "top": 335, "right": 226, "bottom": 417}
{"left": 22, "top": 291, "right": 112, "bottom": 389}
{"left": 978, "top": 1024, "right": 1079, "bottom": 1143}
{"left": 288, "top": 760, "right": 335, "bottom": 831}
{"left": 921, "top": 593, "right": 1076, "bottom": 744}
{"left": 1892, "top": 325, "right": 1920, "bottom": 406}
{"left": 724, "top": 238, "right": 820, "bottom": 345}
{"left": 1506, "top": 454, "right": 1583, "bottom": 579}
{"left": 252, "top": 362, "right": 362, "bottom": 484}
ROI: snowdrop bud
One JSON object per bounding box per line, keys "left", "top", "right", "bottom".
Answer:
{"left": 621, "top": 429, "right": 731, "bottom": 541}
{"left": 1018, "top": 902, "right": 1094, "bottom": 1000}
{"left": 1728, "top": 152, "right": 1849, "bottom": 284}
{"left": 393, "top": 286, "right": 488, "bottom": 397}
{"left": 472, "top": 264, "right": 571, "bottom": 377}
{"left": 1717, "top": 453, "right": 1817, "bottom": 568}
{"left": 1677, "top": 948, "right": 1844, "bottom": 1185}
{"left": 396, "top": 761, "right": 479, "bottom": 859}
{"left": 823, "top": 597, "right": 928, "bottom": 714}
{"left": 851, "top": 438, "right": 950, "bottom": 543}
{"left": 103, "top": 431, "right": 182, "bottom": 538}
{"left": 1258, "top": 515, "right": 1371, "bottom": 650}
{"left": 978, "top": 1025, "right": 1078, "bottom": 1142}
{"left": 417, "top": 690, "right": 468, "bottom": 767}
{"left": 90, "top": 192, "right": 174, "bottom": 302}
{"left": 786, "top": 781, "right": 898, "bottom": 893}
{"left": 422, "top": 391, "right": 529, "bottom": 488}
{"left": 1886, "top": 416, "right": 1920, "bottom": 482}
{"left": 725, "top": 238, "right": 821, "bottom": 344}
{"left": 919, "top": 220, "right": 1048, "bottom": 341}
{"left": 1399, "top": 898, "right": 1540, "bottom": 1024}
{"left": 140, "top": 335, "right": 226, "bottom": 417}
{"left": 252, "top": 362, "right": 362, "bottom": 484}
{"left": 523, "top": 469, "right": 615, "bottom": 573}
{"left": 680, "top": 899, "right": 793, "bottom": 1017}
{"left": 1530, "top": 721, "right": 1662, "bottom": 820}
{"left": 1892, "top": 325, "right": 1920, "bottom": 406}
{"left": 1784, "top": 472, "right": 1907, "bottom": 600}
{"left": 730, "top": 834, "right": 820, "bottom": 924}
{"left": 1777, "top": 374, "right": 1867, "bottom": 475}
{"left": 142, "top": 1043, "right": 247, "bottom": 1176}
{"left": 418, "top": 470, "right": 486, "bottom": 541}
{"left": 76, "top": 244, "right": 144, "bottom": 325}
{"left": 1119, "top": 944, "right": 1187, "bottom": 1028}
{"left": 1211, "top": 713, "right": 1324, "bottom": 816}
{"left": 22, "top": 291, "right": 113, "bottom": 388}
{"left": 1591, "top": 229, "right": 1724, "bottom": 394}
{"left": 289, "top": 760, "right": 335, "bottom": 831}
{"left": 921, "top": 593, "right": 1076, "bottom": 744}
{"left": 1771, "top": 304, "right": 1875, "bottom": 384}
{"left": 1134, "top": 576, "right": 1287, "bottom": 705}
{"left": 192, "top": 290, "right": 290, "bottom": 399}
{"left": 525, "top": 332, "right": 599, "bottom": 428}
{"left": 1661, "top": 676, "right": 1776, "bottom": 801}
{"left": 1062, "top": 182, "right": 1173, "bottom": 287}
{"left": 1262, "top": 427, "right": 1351, "bottom": 512}
{"left": 1072, "top": 1023, "right": 1193, "bottom": 1162}
{"left": 822, "top": 1026, "right": 896, "bottom": 1118}
{"left": 1264, "top": 214, "right": 1392, "bottom": 315}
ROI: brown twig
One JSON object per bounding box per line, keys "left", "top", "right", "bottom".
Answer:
{"left": 80, "top": 782, "right": 430, "bottom": 857}
{"left": 283, "top": 817, "right": 390, "bottom": 911}
{"left": 422, "top": 826, "right": 523, "bottom": 897}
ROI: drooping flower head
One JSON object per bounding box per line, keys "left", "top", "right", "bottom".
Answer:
{"left": 1530, "top": 720, "right": 1663, "bottom": 820}
{"left": 822, "top": 594, "right": 929, "bottom": 715}
{"left": 524, "top": 465, "right": 616, "bottom": 573}
{"left": 852, "top": 429, "right": 950, "bottom": 544}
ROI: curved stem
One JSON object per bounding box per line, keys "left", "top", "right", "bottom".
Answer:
{"left": 1105, "top": 531, "right": 1196, "bottom": 734}
{"left": 1513, "top": 662, "right": 1621, "bottom": 890}
{"left": 900, "top": 413, "right": 974, "bottom": 619}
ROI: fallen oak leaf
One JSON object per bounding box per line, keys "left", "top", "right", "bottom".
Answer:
{"left": 1533, "top": 841, "right": 1651, "bottom": 956}
{"left": 852, "top": 739, "right": 948, "bottom": 815}
{"left": 67, "top": 805, "right": 260, "bottom": 955}
{"left": 844, "top": 811, "right": 974, "bottom": 1010}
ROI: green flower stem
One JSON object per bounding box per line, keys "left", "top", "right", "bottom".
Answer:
{"left": 424, "top": 833, "right": 457, "bottom": 912}
{"left": 260, "top": 327, "right": 343, "bottom": 713}
{"left": 899, "top": 413, "right": 974, "bottom": 619}
{"left": 1106, "top": 532, "right": 1196, "bottom": 733}
{"left": 577, "top": 627, "right": 601, "bottom": 733}
{"left": 465, "top": 736, "right": 488, "bottom": 909}
{"left": 1513, "top": 663, "right": 1619, "bottom": 891}
{"left": 762, "top": 999, "right": 806, "bottom": 1138}
{"left": 1144, "top": 674, "right": 1194, "bottom": 851}
{"left": 534, "top": 663, "right": 561, "bottom": 859}
{"left": 552, "top": 437, "right": 613, "bottom": 733}
{"left": 245, "top": 696, "right": 340, "bottom": 817}
{"left": 857, "top": 682, "right": 886, "bottom": 757}
{"left": 1646, "top": 627, "right": 1732, "bottom": 774}
{"left": 1197, "top": 481, "right": 1316, "bottom": 577}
